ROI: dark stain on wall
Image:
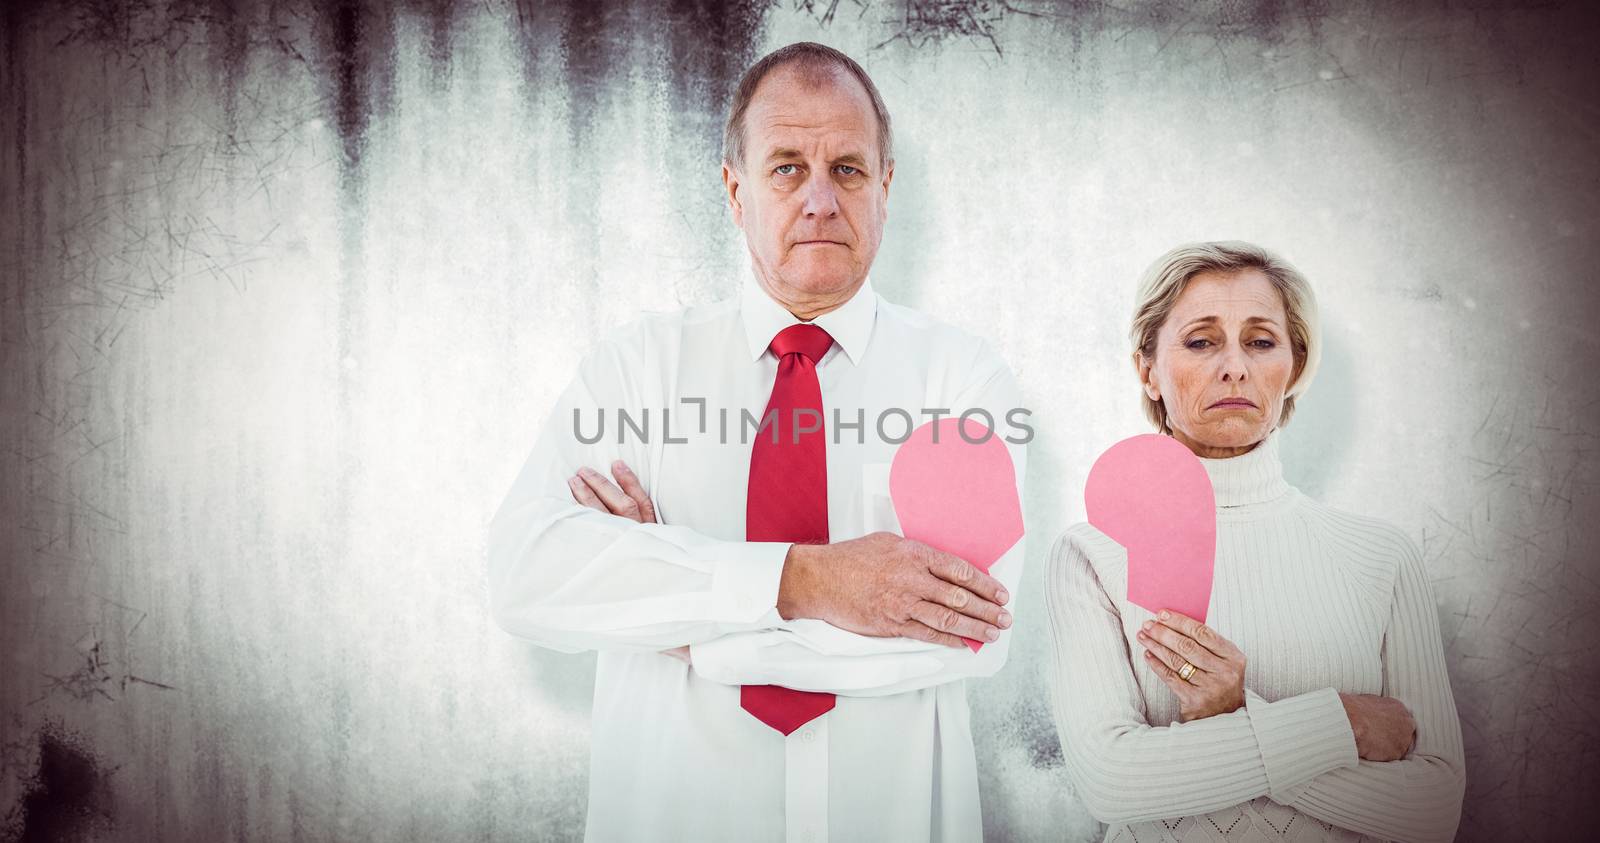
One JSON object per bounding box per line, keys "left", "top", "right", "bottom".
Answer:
{"left": 313, "top": 0, "right": 397, "bottom": 174}
{"left": 1, "top": 722, "right": 118, "bottom": 843}
{"left": 665, "top": 0, "right": 766, "bottom": 153}
{"left": 555, "top": 0, "right": 618, "bottom": 303}
{"left": 1009, "top": 696, "right": 1064, "bottom": 770}
{"left": 308, "top": 0, "right": 399, "bottom": 561}
{"left": 416, "top": 0, "right": 459, "bottom": 91}
{"left": 558, "top": 0, "right": 614, "bottom": 165}
{"left": 1, "top": 0, "right": 46, "bottom": 287}
{"left": 200, "top": 0, "right": 252, "bottom": 137}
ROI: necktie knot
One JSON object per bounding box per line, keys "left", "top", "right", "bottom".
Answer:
{"left": 769, "top": 323, "right": 834, "bottom": 364}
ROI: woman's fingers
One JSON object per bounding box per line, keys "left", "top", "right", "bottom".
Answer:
{"left": 1138, "top": 626, "right": 1202, "bottom": 678}
{"left": 1143, "top": 618, "right": 1226, "bottom": 672}
{"left": 609, "top": 460, "right": 658, "bottom": 523}
{"left": 1142, "top": 650, "right": 1196, "bottom": 698}
{"left": 1156, "top": 610, "right": 1239, "bottom": 660}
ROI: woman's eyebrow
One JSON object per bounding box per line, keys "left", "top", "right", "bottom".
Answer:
{"left": 1179, "top": 315, "right": 1220, "bottom": 331}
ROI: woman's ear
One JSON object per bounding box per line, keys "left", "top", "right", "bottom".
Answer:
{"left": 1135, "top": 352, "right": 1161, "bottom": 402}
{"left": 1285, "top": 350, "right": 1307, "bottom": 396}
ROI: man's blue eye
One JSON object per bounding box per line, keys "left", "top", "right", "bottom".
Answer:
{"left": 836, "top": 165, "right": 859, "bottom": 176}
{"left": 775, "top": 164, "right": 798, "bottom": 175}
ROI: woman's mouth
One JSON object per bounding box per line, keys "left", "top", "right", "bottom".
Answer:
{"left": 1209, "top": 398, "right": 1258, "bottom": 410}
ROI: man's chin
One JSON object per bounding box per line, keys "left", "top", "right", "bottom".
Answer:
{"left": 779, "top": 261, "right": 863, "bottom": 297}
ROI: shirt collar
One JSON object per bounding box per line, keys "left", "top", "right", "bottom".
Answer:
{"left": 739, "top": 267, "right": 878, "bottom": 365}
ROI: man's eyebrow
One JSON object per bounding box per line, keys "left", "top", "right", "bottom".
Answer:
{"left": 763, "top": 148, "right": 804, "bottom": 165}
{"left": 759, "top": 149, "right": 872, "bottom": 170}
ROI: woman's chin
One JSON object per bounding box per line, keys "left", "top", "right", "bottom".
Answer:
{"left": 1183, "top": 420, "right": 1270, "bottom": 454}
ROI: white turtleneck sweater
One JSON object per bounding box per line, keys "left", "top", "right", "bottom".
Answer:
{"left": 1045, "top": 430, "right": 1465, "bottom": 843}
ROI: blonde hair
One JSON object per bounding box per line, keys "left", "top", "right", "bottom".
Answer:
{"left": 1129, "top": 241, "right": 1322, "bottom": 434}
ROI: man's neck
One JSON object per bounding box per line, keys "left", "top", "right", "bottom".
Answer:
{"left": 756, "top": 274, "right": 866, "bottom": 321}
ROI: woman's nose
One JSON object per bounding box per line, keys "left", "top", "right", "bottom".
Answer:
{"left": 1219, "top": 345, "right": 1249, "bottom": 381}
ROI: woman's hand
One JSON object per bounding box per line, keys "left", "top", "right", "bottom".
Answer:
{"left": 1137, "top": 609, "right": 1247, "bottom": 722}
{"left": 1339, "top": 693, "right": 1416, "bottom": 761}
{"left": 568, "top": 460, "right": 657, "bottom": 523}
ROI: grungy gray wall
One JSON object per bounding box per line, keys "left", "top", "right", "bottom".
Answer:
{"left": 3, "top": 1, "right": 1597, "bottom": 840}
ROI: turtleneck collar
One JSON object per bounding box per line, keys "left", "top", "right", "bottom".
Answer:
{"left": 1195, "top": 428, "right": 1293, "bottom": 508}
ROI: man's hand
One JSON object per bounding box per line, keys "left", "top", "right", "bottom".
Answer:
{"left": 777, "top": 532, "right": 1013, "bottom": 648}
{"left": 571, "top": 460, "right": 687, "bottom": 663}
{"left": 568, "top": 460, "right": 657, "bottom": 524}
{"left": 1340, "top": 693, "right": 1417, "bottom": 761}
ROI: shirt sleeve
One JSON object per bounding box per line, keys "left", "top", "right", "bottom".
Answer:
{"left": 689, "top": 336, "right": 1029, "bottom": 696}
{"left": 689, "top": 534, "right": 1024, "bottom": 696}
{"left": 1045, "top": 527, "right": 1361, "bottom": 825}
{"left": 486, "top": 328, "right": 793, "bottom": 654}
{"left": 1273, "top": 532, "right": 1467, "bottom": 842}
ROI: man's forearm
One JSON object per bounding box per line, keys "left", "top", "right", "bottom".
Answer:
{"left": 775, "top": 542, "right": 822, "bottom": 621}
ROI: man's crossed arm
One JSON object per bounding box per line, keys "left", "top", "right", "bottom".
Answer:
{"left": 567, "top": 459, "right": 1014, "bottom": 660}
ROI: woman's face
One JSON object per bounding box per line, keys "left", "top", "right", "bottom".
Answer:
{"left": 1139, "top": 269, "right": 1298, "bottom": 459}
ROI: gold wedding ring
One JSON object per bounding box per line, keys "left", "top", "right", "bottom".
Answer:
{"left": 1177, "top": 661, "right": 1197, "bottom": 681}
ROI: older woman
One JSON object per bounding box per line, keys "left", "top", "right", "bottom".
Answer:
{"left": 1046, "top": 242, "right": 1466, "bottom": 842}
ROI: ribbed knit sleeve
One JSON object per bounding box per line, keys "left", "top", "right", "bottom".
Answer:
{"left": 1278, "top": 530, "right": 1467, "bottom": 842}
{"left": 1045, "top": 528, "right": 1360, "bottom": 825}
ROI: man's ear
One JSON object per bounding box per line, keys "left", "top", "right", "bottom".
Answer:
{"left": 721, "top": 162, "right": 744, "bottom": 228}
{"left": 880, "top": 161, "right": 894, "bottom": 216}
{"left": 1135, "top": 352, "right": 1161, "bottom": 402}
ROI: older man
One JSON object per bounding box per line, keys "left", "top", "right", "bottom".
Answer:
{"left": 488, "top": 42, "right": 1027, "bottom": 841}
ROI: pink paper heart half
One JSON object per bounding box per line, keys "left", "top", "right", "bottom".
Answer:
{"left": 890, "top": 417, "right": 1024, "bottom": 651}
{"left": 1084, "top": 434, "right": 1216, "bottom": 623}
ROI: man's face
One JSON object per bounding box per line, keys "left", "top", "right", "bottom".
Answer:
{"left": 723, "top": 65, "right": 893, "bottom": 308}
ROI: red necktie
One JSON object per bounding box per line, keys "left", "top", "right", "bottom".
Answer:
{"left": 742, "top": 323, "right": 836, "bottom": 735}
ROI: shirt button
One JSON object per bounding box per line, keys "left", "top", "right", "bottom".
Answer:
{"left": 800, "top": 728, "right": 815, "bottom": 743}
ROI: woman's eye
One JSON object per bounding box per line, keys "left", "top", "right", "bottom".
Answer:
{"left": 1250, "top": 338, "right": 1277, "bottom": 349}
{"left": 1185, "top": 338, "right": 1212, "bottom": 350}
{"left": 774, "top": 164, "right": 798, "bottom": 176}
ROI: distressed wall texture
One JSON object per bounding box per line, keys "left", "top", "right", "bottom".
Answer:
{"left": 3, "top": 1, "right": 1597, "bottom": 840}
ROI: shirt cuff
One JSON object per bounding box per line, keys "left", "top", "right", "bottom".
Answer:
{"left": 1245, "top": 687, "right": 1359, "bottom": 801}
{"left": 689, "top": 634, "right": 768, "bottom": 685}
{"left": 707, "top": 540, "right": 792, "bottom": 625}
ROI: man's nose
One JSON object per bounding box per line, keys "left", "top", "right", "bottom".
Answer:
{"left": 800, "top": 174, "right": 840, "bottom": 218}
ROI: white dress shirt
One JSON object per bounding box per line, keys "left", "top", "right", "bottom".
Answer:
{"left": 487, "top": 271, "right": 1029, "bottom": 842}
